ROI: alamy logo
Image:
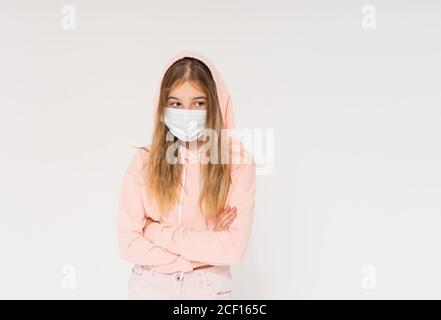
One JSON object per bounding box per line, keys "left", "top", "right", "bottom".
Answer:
{"left": 61, "top": 5, "right": 76, "bottom": 30}
{"left": 61, "top": 265, "right": 77, "bottom": 290}
{"left": 361, "top": 5, "right": 376, "bottom": 30}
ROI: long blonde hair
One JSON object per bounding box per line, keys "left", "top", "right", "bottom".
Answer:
{"left": 140, "top": 57, "right": 232, "bottom": 224}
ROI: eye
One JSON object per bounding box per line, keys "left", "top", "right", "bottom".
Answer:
{"left": 169, "top": 101, "right": 181, "bottom": 108}
{"left": 194, "top": 101, "right": 206, "bottom": 108}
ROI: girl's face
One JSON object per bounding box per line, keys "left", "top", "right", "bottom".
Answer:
{"left": 167, "top": 81, "right": 208, "bottom": 111}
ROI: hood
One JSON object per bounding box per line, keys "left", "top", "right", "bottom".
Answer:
{"left": 152, "top": 50, "right": 236, "bottom": 132}
{"left": 151, "top": 50, "right": 246, "bottom": 163}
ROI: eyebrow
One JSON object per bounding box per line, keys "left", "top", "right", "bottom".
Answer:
{"left": 167, "top": 96, "right": 207, "bottom": 100}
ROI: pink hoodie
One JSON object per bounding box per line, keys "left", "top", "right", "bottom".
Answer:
{"left": 117, "top": 51, "right": 256, "bottom": 274}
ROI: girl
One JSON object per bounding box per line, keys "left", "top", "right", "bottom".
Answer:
{"left": 117, "top": 51, "right": 256, "bottom": 299}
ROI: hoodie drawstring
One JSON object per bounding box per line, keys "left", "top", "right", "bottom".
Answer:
{"left": 178, "top": 144, "right": 186, "bottom": 226}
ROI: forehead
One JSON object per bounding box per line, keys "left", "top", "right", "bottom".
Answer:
{"left": 168, "top": 81, "right": 206, "bottom": 99}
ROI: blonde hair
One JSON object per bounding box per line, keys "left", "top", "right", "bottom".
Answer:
{"left": 140, "top": 57, "right": 232, "bottom": 225}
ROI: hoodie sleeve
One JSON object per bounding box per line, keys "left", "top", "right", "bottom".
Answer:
{"left": 144, "top": 161, "right": 256, "bottom": 266}
{"left": 117, "top": 149, "right": 194, "bottom": 272}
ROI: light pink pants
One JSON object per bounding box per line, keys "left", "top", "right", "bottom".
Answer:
{"left": 127, "top": 264, "right": 234, "bottom": 300}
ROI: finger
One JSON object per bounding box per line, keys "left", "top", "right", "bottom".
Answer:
{"left": 221, "top": 207, "right": 235, "bottom": 219}
{"left": 214, "top": 206, "right": 237, "bottom": 230}
{"left": 214, "top": 212, "right": 232, "bottom": 231}
{"left": 217, "top": 207, "right": 236, "bottom": 225}
{"left": 220, "top": 206, "right": 231, "bottom": 217}
{"left": 215, "top": 210, "right": 237, "bottom": 230}
{"left": 217, "top": 215, "right": 236, "bottom": 231}
{"left": 225, "top": 212, "right": 237, "bottom": 228}
{"left": 214, "top": 216, "right": 229, "bottom": 231}
{"left": 224, "top": 208, "right": 238, "bottom": 226}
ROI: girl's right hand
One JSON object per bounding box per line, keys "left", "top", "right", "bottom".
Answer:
{"left": 213, "top": 205, "right": 237, "bottom": 231}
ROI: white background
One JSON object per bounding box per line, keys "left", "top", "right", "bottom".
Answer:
{"left": 1, "top": 0, "right": 441, "bottom": 299}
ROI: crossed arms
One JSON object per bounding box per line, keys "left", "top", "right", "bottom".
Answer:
{"left": 117, "top": 149, "right": 256, "bottom": 272}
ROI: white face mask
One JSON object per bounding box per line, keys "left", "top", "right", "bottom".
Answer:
{"left": 162, "top": 107, "right": 207, "bottom": 142}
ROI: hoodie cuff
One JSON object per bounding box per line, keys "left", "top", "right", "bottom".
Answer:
{"left": 144, "top": 222, "right": 162, "bottom": 243}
